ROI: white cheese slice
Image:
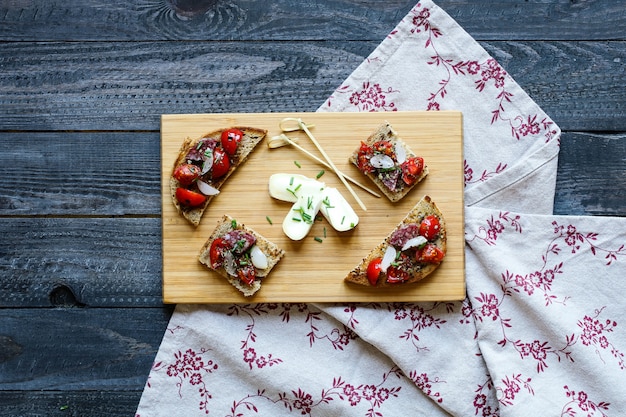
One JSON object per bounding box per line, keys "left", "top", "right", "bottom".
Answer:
{"left": 268, "top": 173, "right": 324, "bottom": 202}
{"left": 282, "top": 192, "right": 325, "bottom": 240}
{"left": 319, "top": 187, "right": 359, "bottom": 232}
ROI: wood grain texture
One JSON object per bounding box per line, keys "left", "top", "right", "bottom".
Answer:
{"left": 161, "top": 111, "right": 465, "bottom": 303}
{"left": 0, "top": 307, "right": 173, "bottom": 389}
{"left": 0, "top": 218, "right": 162, "bottom": 307}
{"left": 0, "top": 41, "right": 623, "bottom": 131}
{"left": 0, "top": 0, "right": 624, "bottom": 41}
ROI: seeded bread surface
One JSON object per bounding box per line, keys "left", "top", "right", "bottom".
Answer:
{"left": 349, "top": 122, "right": 428, "bottom": 202}
{"left": 198, "top": 215, "right": 285, "bottom": 297}
{"left": 170, "top": 127, "right": 267, "bottom": 226}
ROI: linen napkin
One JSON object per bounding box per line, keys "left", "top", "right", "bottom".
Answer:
{"left": 137, "top": 1, "right": 625, "bottom": 416}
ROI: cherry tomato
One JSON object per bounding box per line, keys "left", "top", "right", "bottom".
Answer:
{"left": 418, "top": 215, "right": 441, "bottom": 241}
{"left": 386, "top": 266, "right": 410, "bottom": 284}
{"left": 416, "top": 244, "right": 445, "bottom": 264}
{"left": 401, "top": 156, "right": 424, "bottom": 186}
{"left": 366, "top": 257, "right": 383, "bottom": 286}
{"left": 173, "top": 163, "right": 202, "bottom": 186}
{"left": 175, "top": 187, "right": 207, "bottom": 207}
{"left": 237, "top": 264, "right": 256, "bottom": 286}
{"left": 221, "top": 128, "right": 243, "bottom": 156}
{"left": 209, "top": 237, "right": 229, "bottom": 268}
{"left": 211, "top": 148, "right": 230, "bottom": 179}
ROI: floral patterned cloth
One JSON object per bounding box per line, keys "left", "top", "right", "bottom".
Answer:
{"left": 136, "top": 1, "right": 625, "bottom": 416}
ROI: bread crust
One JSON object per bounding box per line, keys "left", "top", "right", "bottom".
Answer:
{"left": 349, "top": 122, "right": 428, "bottom": 202}
{"left": 170, "top": 127, "right": 267, "bottom": 226}
{"left": 198, "top": 215, "right": 285, "bottom": 297}
{"left": 345, "top": 195, "right": 446, "bottom": 287}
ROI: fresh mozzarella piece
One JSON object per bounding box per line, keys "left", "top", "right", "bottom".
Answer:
{"left": 282, "top": 193, "right": 324, "bottom": 241}
{"left": 319, "top": 187, "right": 359, "bottom": 232}
{"left": 268, "top": 173, "right": 325, "bottom": 202}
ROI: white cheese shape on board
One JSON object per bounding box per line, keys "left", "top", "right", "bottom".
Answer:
{"left": 268, "top": 173, "right": 324, "bottom": 202}
{"left": 319, "top": 187, "right": 359, "bottom": 232}
{"left": 282, "top": 192, "right": 325, "bottom": 241}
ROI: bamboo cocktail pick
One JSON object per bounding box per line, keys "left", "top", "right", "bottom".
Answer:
{"left": 268, "top": 133, "right": 382, "bottom": 198}
{"left": 278, "top": 118, "right": 368, "bottom": 211}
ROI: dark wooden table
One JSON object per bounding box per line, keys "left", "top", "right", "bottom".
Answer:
{"left": 1, "top": 1, "right": 624, "bottom": 415}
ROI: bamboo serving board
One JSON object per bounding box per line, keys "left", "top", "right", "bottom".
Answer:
{"left": 161, "top": 111, "right": 465, "bottom": 303}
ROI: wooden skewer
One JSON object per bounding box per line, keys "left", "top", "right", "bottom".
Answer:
{"left": 280, "top": 117, "right": 368, "bottom": 211}
{"left": 269, "top": 134, "right": 382, "bottom": 198}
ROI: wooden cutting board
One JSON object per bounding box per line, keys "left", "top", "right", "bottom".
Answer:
{"left": 161, "top": 111, "right": 465, "bottom": 303}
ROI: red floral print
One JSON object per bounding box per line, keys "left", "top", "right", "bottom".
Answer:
{"left": 577, "top": 307, "right": 625, "bottom": 370}
{"left": 562, "top": 385, "right": 610, "bottom": 416}
{"left": 228, "top": 304, "right": 284, "bottom": 369}
{"left": 408, "top": 5, "right": 558, "bottom": 145}
{"left": 466, "top": 211, "right": 522, "bottom": 246}
{"left": 327, "top": 81, "right": 399, "bottom": 111}
{"left": 150, "top": 347, "right": 218, "bottom": 414}
{"left": 408, "top": 370, "right": 445, "bottom": 404}
{"left": 391, "top": 302, "right": 447, "bottom": 352}
{"left": 496, "top": 374, "right": 534, "bottom": 407}
{"left": 551, "top": 221, "right": 626, "bottom": 265}
{"left": 226, "top": 367, "right": 403, "bottom": 417}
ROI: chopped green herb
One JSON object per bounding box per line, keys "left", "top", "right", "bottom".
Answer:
{"left": 292, "top": 217, "right": 302, "bottom": 222}
{"left": 59, "top": 405, "right": 69, "bottom": 411}
{"left": 289, "top": 176, "right": 294, "bottom": 186}
{"left": 314, "top": 236, "right": 323, "bottom": 243}
{"left": 266, "top": 216, "right": 273, "bottom": 225}
{"left": 323, "top": 227, "right": 327, "bottom": 238}
{"left": 316, "top": 170, "right": 325, "bottom": 179}
{"left": 231, "top": 219, "right": 237, "bottom": 228}
{"left": 294, "top": 183, "right": 302, "bottom": 192}
{"left": 294, "top": 160, "right": 301, "bottom": 168}
{"left": 307, "top": 196, "right": 313, "bottom": 210}
{"left": 341, "top": 215, "right": 345, "bottom": 225}
{"left": 350, "top": 222, "right": 355, "bottom": 228}
{"left": 286, "top": 188, "right": 297, "bottom": 198}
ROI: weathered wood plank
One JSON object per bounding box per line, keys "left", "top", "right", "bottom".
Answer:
{"left": 0, "top": 41, "right": 623, "bottom": 131}
{"left": 0, "top": 132, "right": 160, "bottom": 216}
{"left": 0, "top": 218, "right": 162, "bottom": 307}
{"left": 0, "top": 0, "right": 624, "bottom": 42}
{"left": 0, "top": 390, "right": 143, "bottom": 417}
{"left": 0, "top": 308, "right": 172, "bottom": 391}
{"left": 554, "top": 132, "right": 626, "bottom": 216}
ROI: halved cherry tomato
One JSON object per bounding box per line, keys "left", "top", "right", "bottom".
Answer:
{"left": 418, "top": 215, "right": 441, "bottom": 241}
{"left": 386, "top": 266, "right": 410, "bottom": 284}
{"left": 175, "top": 187, "right": 207, "bottom": 207}
{"left": 209, "top": 237, "right": 229, "bottom": 268}
{"left": 211, "top": 148, "right": 230, "bottom": 179}
{"left": 237, "top": 264, "right": 256, "bottom": 286}
{"left": 366, "top": 257, "right": 383, "bottom": 286}
{"left": 401, "top": 156, "right": 424, "bottom": 186}
{"left": 173, "top": 163, "right": 202, "bottom": 186}
{"left": 221, "top": 128, "right": 243, "bottom": 156}
{"left": 416, "top": 244, "right": 445, "bottom": 264}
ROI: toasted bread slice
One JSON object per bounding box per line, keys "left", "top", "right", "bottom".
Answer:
{"left": 199, "top": 215, "right": 285, "bottom": 297}
{"left": 345, "top": 195, "right": 446, "bottom": 287}
{"left": 349, "top": 122, "right": 428, "bottom": 202}
{"left": 170, "top": 127, "right": 267, "bottom": 226}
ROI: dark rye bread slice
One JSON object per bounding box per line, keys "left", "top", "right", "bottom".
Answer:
{"left": 345, "top": 195, "right": 446, "bottom": 287}
{"left": 170, "top": 127, "right": 267, "bottom": 226}
{"left": 199, "top": 215, "right": 285, "bottom": 297}
{"left": 349, "top": 122, "right": 428, "bottom": 202}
